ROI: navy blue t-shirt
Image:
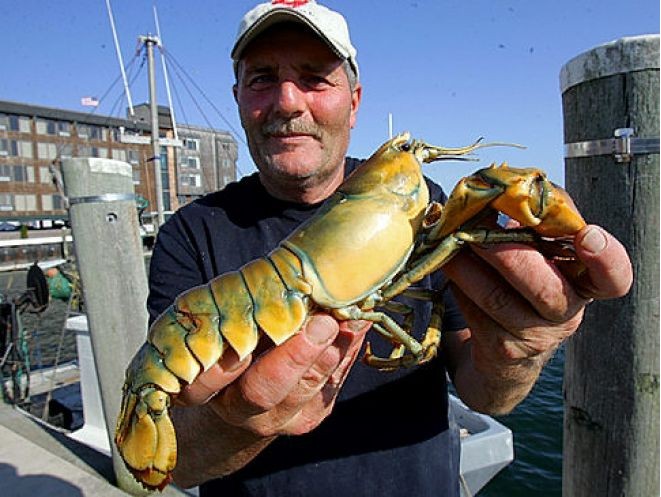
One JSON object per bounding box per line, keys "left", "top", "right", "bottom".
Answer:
{"left": 147, "top": 158, "right": 466, "bottom": 497}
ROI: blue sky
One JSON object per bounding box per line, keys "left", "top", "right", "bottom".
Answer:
{"left": 2, "top": 1, "right": 658, "bottom": 189}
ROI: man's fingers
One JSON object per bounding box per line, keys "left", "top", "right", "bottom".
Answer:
{"left": 283, "top": 326, "right": 368, "bottom": 435}
{"left": 573, "top": 225, "right": 633, "bottom": 300}
{"left": 214, "top": 314, "right": 340, "bottom": 425}
{"left": 443, "top": 248, "right": 581, "bottom": 329}
{"left": 450, "top": 283, "right": 577, "bottom": 360}
{"left": 177, "top": 349, "right": 251, "bottom": 406}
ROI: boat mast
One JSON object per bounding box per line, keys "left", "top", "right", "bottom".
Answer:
{"left": 140, "top": 34, "right": 165, "bottom": 228}
{"left": 153, "top": 6, "right": 179, "bottom": 142}
{"left": 105, "top": 0, "right": 135, "bottom": 118}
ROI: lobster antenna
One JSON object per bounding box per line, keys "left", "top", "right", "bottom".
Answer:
{"left": 419, "top": 138, "right": 526, "bottom": 163}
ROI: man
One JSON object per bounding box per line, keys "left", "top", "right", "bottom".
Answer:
{"left": 146, "top": 2, "right": 632, "bottom": 496}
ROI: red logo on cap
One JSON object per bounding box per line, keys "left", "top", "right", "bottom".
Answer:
{"left": 272, "top": 0, "right": 309, "bottom": 7}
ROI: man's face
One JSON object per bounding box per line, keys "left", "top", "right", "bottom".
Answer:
{"left": 234, "top": 25, "right": 361, "bottom": 201}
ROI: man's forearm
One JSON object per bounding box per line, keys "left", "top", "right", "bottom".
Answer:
{"left": 171, "top": 404, "right": 275, "bottom": 488}
{"left": 452, "top": 339, "right": 554, "bottom": 415}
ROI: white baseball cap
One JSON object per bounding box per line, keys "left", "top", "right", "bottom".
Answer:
{"left": 231, "top": 0, "right": 359, "bottom": 79}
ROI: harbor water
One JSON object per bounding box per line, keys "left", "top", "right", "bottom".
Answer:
{"left": 2, "top": 267, "right": 565, "bottom": 496}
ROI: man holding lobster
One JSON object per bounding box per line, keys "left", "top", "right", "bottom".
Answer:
{"left": 146, "top": 1, "right": 632, "bottom": 496}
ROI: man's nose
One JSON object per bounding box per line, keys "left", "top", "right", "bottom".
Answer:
{"left": 274, "top": 81, "right": 306, "bottom": 116}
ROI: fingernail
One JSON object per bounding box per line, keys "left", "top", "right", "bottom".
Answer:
{"left": 580, "top": 226, "right": 607, "bottom": 255}
{"left": 306, "top": 315, "right": 337, "bottom": 345}
{"left": 227, "top": 356, "right": 250, "bottom": 372}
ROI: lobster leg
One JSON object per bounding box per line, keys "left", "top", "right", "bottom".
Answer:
{"left": 381, "top": 227, "right": 539, "bottom": 301}
{"left": 364, "top": 289, "right": 445, "bottom": 371}
{"left": 334, "top": 306, "right": 424, "bottom": 357}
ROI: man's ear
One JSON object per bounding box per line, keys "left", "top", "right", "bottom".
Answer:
{"left": 350, "top": 82, "right": 362, "bottom": 129}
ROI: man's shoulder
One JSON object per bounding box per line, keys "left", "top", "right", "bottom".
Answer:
{"left": 173, "top": 173, "right": 260, "bottom": 220}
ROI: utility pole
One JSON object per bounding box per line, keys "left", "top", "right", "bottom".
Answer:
{"left": 141, "top": 34, "right": 165, "bottom": 228}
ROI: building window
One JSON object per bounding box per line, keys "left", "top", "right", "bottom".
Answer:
{"left": 37, "top": 142, "right": 58, "bottom": 160}
{"left": 14, "top": 194, "right": 37, "bottom": 211}
{"left": 93, "top": 147, "right": 108, "bottom": 158}
{"left": 181, "top": 174, "right": 201, "bottom": 188}
{"left": 12, "top": 165, "right": 26, "bottom": 183}
{"left": 184, "top": 138, "right": 200, "bottom": 151}
{"left": 111, "top": 149, "right": 127, "bottom": 161}
{"left": 40, "top": 166, "right": 52, "bottom": 184}
{"left": 41, "top": 194, "right": 53, "bottom": 211}
{"left": 77, "top": 124, "right": 88, "bottom": 138}
{"left": 19, "top": 140, "right": 33, "bottom": 158}
{"left": 60, "top": 144, "right": 73, "bottom": 158}
{"left": 132, "top": 169, "right": 140, "bottom": 184}
{"left": 52, "top": 194, "right": 65, "bottom": 210}
{"left": 0, "top": 114, "right": 30, "bottom": 133}
{"left": 186, "top": 156, "right": 200, "bottom": 168}
{"left": 0, "top": 139, "right": 31, "bottom": 157}
{"left": 56, "top": 121, "right": 70, "bottom": 136}
{"left": 36, "top": 119, "right": 70, "bottom": 136}
{"left": 0, "top": 165, "right": 35, "bottom": 183}
{"left": 0, "top": 194, "right": 12, "bottom": 211}
{"left": 78, "top": 124, "right": 107, "bottom": 140}
{"left": 127, "top": 149, "right": 140, "bottom": 164}
{"left": 77, "top": 146, "right": 107, "bottom": 158}
{"left": 41, "top": 194, "right": 64, "bottom": 211}
{"left": 0, "top": 138, "right": 11, "bottom": 156}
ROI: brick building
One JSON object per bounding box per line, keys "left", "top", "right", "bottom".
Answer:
{"left": 0, "top": 99, "right": 238, "bottom": 226}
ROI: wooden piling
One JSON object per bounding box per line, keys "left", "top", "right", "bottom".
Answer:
{"left": 560, "top": 35, "right": 659, "bottom": 497}
{"left": 62, "top": 158, "right": 151, "bottom": 496}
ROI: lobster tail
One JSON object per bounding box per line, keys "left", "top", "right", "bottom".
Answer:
{"left": 115, "top": 250, "right": 313, "bottom": 489}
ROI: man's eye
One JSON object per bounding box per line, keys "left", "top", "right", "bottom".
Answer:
{"left": 248, "top": 75, "right": 276, "bottom": 88}
{"left": 304, "top": 76, "right": 330, "bottom": 89}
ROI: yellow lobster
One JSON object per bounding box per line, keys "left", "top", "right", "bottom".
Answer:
{"left": 114, "top": 133, "right": 586, "bottom": 490}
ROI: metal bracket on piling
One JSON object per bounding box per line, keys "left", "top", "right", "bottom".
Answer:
{"left": 68, "top": 193, "right": 137, "bottom": 206}
{"left": 564, "top": 127, "right": 660, "bottom": 163}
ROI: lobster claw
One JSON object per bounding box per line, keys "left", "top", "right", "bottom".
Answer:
{"left": 436, "top": 163, "right": 586, "bottom": 238}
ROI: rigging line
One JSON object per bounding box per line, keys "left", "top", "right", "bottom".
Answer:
{"left": 99, "top": 53, "right": 142, "bottom": 122}
{"left": 161, "top": 49, "right": 247, "bottom": 147}
{"left": 165, "top": 53, "right": 247, "bottom": 177}
{"left": 169, "top": 71, "right": 191, "bottom": 130}
{"left": 109, "top": 54, "right": 146, "bottom": 119}
{"left": 49, "top": 52, "right": 140, "bottom": 163}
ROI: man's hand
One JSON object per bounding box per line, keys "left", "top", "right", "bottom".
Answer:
{"left": 209, "top": 314, "right": 368, "bottom": 436}
{"left": 442, "top": 224, "right": 632, "bottom": 414}
{"left": 171, "top": 314, "right": 369, "bottom": 487}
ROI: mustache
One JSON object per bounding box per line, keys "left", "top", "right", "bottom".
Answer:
{"left": 262, "top": 118, "right": 321, "bottom": 139}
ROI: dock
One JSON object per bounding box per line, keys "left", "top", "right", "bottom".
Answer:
{"left": 0, "top": 401, "right": 193, "bottom": 497}
{"left": 0, "top": 400, "right": 128, "bottom": 497}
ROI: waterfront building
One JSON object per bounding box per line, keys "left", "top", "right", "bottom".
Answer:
{"left": 0, "top": 99, "right": 238, "bottom": 227}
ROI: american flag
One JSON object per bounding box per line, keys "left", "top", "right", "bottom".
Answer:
{"left": 80, "top": 96, "right": 99, "bottom": 107}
